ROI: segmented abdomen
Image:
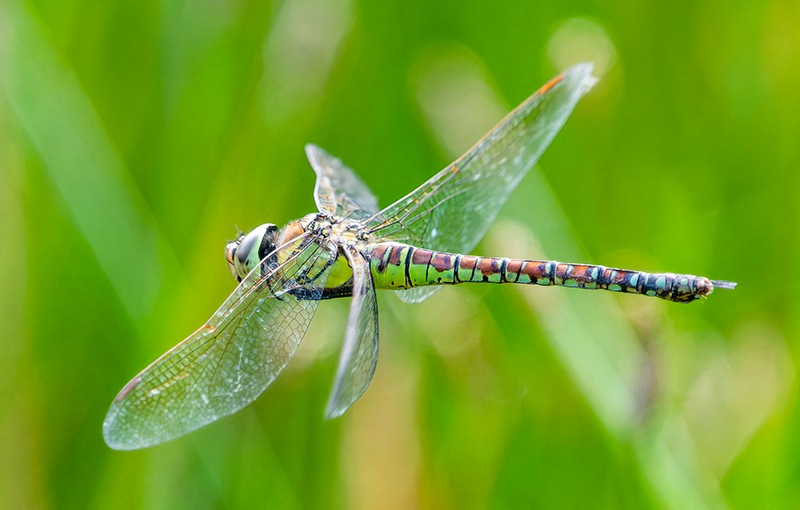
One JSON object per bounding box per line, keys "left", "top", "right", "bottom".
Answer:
{"left": 367, "top": 242, "right": 718, "bottom": 303}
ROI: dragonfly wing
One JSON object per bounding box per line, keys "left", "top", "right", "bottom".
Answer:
{"left": 103, "top": 239, "right": 335, "bottom": 450}
{"left": 396, "top": 285, "right": 440, "bottom": 304}
{"left": 307, "top": 143, "right": 381, "bottom": 219}
{"left": 324, "top": 246, "right": 379, "bottom": 418}
{"left": 370, "top": 63, "right": 597, "bottom": 302}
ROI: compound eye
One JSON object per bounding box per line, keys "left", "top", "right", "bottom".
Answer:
{"left": 225, "top": 224, "right": 277, "bottom": 282}
{"left": 236, "top": 230, "right": 261, "bottom": 266}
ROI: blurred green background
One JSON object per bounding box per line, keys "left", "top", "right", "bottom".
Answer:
{"left": 0, "top": 0, "right": 797, "bottom": 507}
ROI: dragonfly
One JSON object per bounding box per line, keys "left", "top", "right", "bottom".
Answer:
{"left": 103, "top": 63, "right": 736, "bottom": 450}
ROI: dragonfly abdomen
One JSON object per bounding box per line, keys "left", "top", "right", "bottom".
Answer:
{"left": 367, "top": 242, "right": 732, "bottom": 303}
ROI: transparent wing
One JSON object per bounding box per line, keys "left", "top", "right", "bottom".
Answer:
{"left": 367, "top": 63, "right": 597, "bottom": 302}
{"left": 103, "top": 238, "right": 335, "bottom": 450}
{"left": 324, "top": 246, "right": 379, "bottom": 418}
{"left": 307, "top": 144, "right": 381, "bottom": 219}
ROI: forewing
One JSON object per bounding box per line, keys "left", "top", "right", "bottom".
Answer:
{"left": 369, "top": 63, "right": 597, "bottom": 302}
{"left": 103, "top": 239, "right": 335, "bottom": 450}
{"left": 324, "top": 247, "right": 379, "bottom": 418}
{"left": 307, "top": 144, "right": 381, "bottom": 219}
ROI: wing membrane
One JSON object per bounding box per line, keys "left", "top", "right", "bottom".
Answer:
{"left": 307, "top": 144, "right": 381, "bottom": 218}
{"left": 324, "top": 246, "right": 379, "bottom": 418}
{"left": 103, "top": 238, "right": 335, "bottom": 450}
{"left": 368, "top": 63, "right": 597, "bottom": 301}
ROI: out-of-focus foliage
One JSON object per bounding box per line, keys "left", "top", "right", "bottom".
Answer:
{"left": 0, "top": 0, "right": 796, "bottom": 508}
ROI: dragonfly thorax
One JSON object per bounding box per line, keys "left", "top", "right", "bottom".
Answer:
{"left": 225, "top": 223, "right": 280, "bottom": 282}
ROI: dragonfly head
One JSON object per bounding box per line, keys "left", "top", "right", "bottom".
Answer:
{"left": 225, "top": 223, "right": 279, "bottom": 282}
